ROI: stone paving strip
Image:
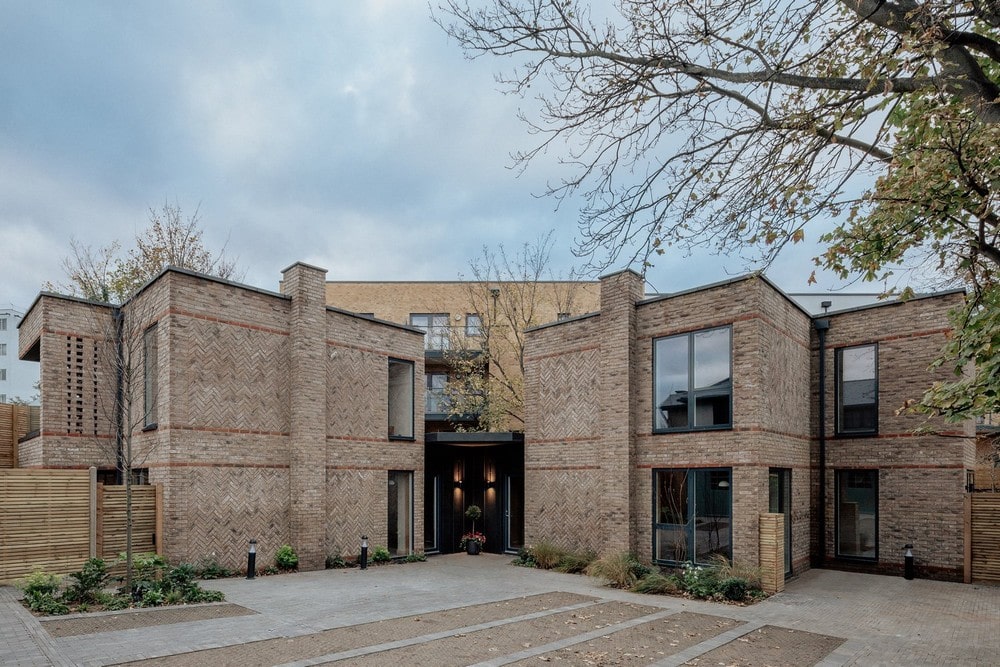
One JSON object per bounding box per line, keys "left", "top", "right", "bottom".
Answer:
{"left": 41, "top": 604, "right": 258, "bottom": 638}
{"left": 681, "top": 624, "right": 845, "bottom": 667}
{"left": 114, "top": 591, "right": 595, "bottom": 666}
{"left": 314, "top": 600, "right": 663, "bottom": 667}
{"left": 504, "top": 611, "right": 744, "bottom": 666}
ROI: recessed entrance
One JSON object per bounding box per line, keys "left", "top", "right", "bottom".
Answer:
{"left": 425, "top": 433, "right": 524, "bottom": 554}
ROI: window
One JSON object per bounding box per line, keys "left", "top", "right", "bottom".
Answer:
{"left": 143, "top": 325, "right": 158, "bottom": 427}
{"left": 0, "top": 369, "right": 5, "bottom": 381}
{"left": 426, "top": 372, "right": 449, "bottom": 414}
{"left": 0, "top": 317, "right": 6, "bottom": 331}
{"left": 653, "top": 326, "right": 732, "bottom": 431}
{"left": 0, "top": 343, "right": 6, "bottom": 356}
{"left": 388, "top": 471, "right": 414, "bottom": 557}
{"left": 836, "top": 344, "right": 877, "bottom": 435}
{"left": 465, "top": 313, "right": 482, "bottom": 337}
{"left": 836, "top": 470, "right": 878, "bottom": 559}
{"left": 388, "top": 358, "right": 414, "bottom": 439}
{"left": 0, "top": 394, "right": 5, "bottom": 403}
{"left": 653, "top": 468, "right": 732, "bottom": 564}
{"left": 409, "top": 313, "right": 450, "bottom": 351}
{"left": 557, "top": 312, "right": 571, "bottom": 321}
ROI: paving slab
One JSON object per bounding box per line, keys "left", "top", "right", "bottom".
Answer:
{"left": 0, "top": 554, "right": 996, "bottom": 666}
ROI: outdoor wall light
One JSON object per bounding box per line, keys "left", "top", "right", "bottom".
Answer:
{"left": 246, "top": 539, "right": 257, "bottom": 580}
{"left": 717, "top": 480, "right": 731, "bottom": 489}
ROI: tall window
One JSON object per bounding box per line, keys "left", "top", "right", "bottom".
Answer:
{"left": 653, "top": 326, "right": 732, "bottom": 431}
{"left": 388, "top": 470, "right": 414, "bottom": 557}
{"left": 409, "top": 313, "right": 450, "bottom": 351}
{"left": 836, "top": 470, "right": 878, "bottom": 559}
{"left": 0, "top": 317, "right": 6, "bottom": 330}
{"left": 0, "top": 343, "right": 6, "bottom": 356}
{"left": 465, "top": 313, "right": 482, "bottom": 337}
{"left": 143, "top": 324, "right": 158, "bottom": 427}
{"left": 426, "top": 372, "right": 449, "bottom": 414}
{"left": 653, "top": 468, "right": 732, "bottom": 564}
{"left": 836, "top": 344, "right": 877, "bottom": 435}
{"left": 388, "top": 358, "right": 414, "bottom": 439}
{"left": 0, "top": 369, "right": 6, "bottom": 381}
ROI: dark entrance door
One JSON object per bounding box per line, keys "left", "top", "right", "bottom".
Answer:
{"left": 424, "top": 435, "right": 524, "bottom": 554}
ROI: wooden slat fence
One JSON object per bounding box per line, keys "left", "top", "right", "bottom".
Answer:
{"left": 0, "top": 403, "right": 40, "bottom": 468}
{"left": 970, "top": 493, "right": 1000, "bottom": 584}
{"left": 0, "top": 468, "right": 161, "bottom": 583}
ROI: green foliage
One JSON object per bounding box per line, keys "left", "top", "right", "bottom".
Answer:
{"left": 371, "top": 546, "right": 391, "bottom": 564}
{"left": 554, "top": 550, "right": 597, "bottom": 574}
{"left": 19, "top": 571, "right": 61, "bottom": 598}
{"left": 63, "top": 558, "right": 109, "bottom": 605}
{"left": 24, "top": 591, "right": 70, "bottom": 615}
{"left": 464, "top": 504, "right": 482, "bottom": 521}
{"left": 97, "top": 591, "right": 131, "bottom": 611}
{"left": 141, "top": 589, "right": 165, "bottom": 607}
{"left": 631, "top": 573, "right": 680, "bottom": 595}
{"left": 717, "top": 577, "right": 750, "bottom": 602}
{"left": 529, "top": 541, "right": 567, "bottom": 570}
{"left": 326, "top": 554, "right": 351, "bottom": 569}
{"left": 510, "top": 546, "right": 538, "bottom": 568}
{"left": 403, "top": 552, "right": 427, "bottom": 563}
{"left": 677, "top": 562, "right": 721, "bottom": 598}
{"left": 585, "top": 552, "right": 650, "bottom": 589}
{"left": 194, "top": 556, "right": 234, "bottom": 580}
{"left": 672, "top": 558, "right": 763, "bottom": 602}
{"left": 275, "top": 544, "right": 299, "bottom": 571}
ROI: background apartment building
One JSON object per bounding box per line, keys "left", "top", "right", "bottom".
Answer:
{"left": 0, "top": 307, "right": 39, "bottom": 404}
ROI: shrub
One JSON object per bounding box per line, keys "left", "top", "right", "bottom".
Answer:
{"left": 677, "top": 561, "right": 719, "bottom": 599}
{"left": 24, "top": 591, "right": 69, "bottom": 615}
{"left": 326, "top": 554, "right": 350, "bottom": 569}
{"left": 530, "top": 541, "right": 567, "bottom": 570}
{"left": 511, "top": 546, "right": 537, "bottom": 568}
{"left": 554, "top": 550, "right": 596, "bottom": 574}
{"left": 403, "top": 552, "right": 427, "bottom": 563}
{"left": 275, "top": 544, "right": 299, "bottom": 571}
{"left": 64, "top": 558, "right": 109, "bottom": 605}
{"left": 194, "top": 556, "right": 234, "bottom": 580}
{"left": 141, "top": 589, "right": 165, "bottom": 607}
{"left": 97, "top": 591, "right": 130, "bottom": 611}
{"left": 706, "top": 554, "right": 762, "bottom": 589}
{"left": 20, "top": 571, "right": 61, "bottom": 598}
{"left": 631, "top": 572, "right": 680, "bottom": 595}
{"left": 371, "top": 546, "right": 391, "bottom": 564}
{"left": 586, "top": 552, "right": 649, "bottom": 589}
{"left": 717, "top": 577, "right": 750, "bottom": 601}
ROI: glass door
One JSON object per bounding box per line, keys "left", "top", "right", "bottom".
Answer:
{"left": 388, "top": 470, "right": 414, "bottom": 557}
{"left": 503, "top": 474, "right": 524, "bottom": 553}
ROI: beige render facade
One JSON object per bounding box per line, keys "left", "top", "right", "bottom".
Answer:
{"left": 524, "top": 269, "right": 975, "bottom": 580}
{"left": 18, "top": 263, "right": 425, "bottom": 571}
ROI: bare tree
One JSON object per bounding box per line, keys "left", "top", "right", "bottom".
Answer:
{"left": 54, "top": 201, "right": 243, "bottom": 304}
{"left": 445, "top": 231, "right": 586, "bottom": 430}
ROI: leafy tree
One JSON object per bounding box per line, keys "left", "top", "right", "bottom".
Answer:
{"left": 437, "top": 0, "right": 1000, "bottom": 419}
{"left": 445, "top": 232, "right": 587, "bottom": 430}
{"left": 56, "top": 202, "right": 242, "bottom": 303}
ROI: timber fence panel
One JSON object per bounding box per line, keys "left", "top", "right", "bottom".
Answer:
{"left": 970, "top": 493, "right": 1000, "bottom": 584}
{"left": 0, "top": 404, "right": 40, "bottom": 468}
{"left": 99, "top": 485, "right": 160, "bottom": 560}
{"left": 0, "top": 469, "right": 91, "bottom": 582}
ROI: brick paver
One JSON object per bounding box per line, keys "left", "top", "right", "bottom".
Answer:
{"left": 2, "top": 555, "right": 997, "bottom": 666}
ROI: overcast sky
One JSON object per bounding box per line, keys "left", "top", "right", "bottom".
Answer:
{"left": 1, "top": 2, "right": 855, "bottom": 313}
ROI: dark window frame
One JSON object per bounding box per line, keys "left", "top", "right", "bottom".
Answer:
{"left": 652, "top": 325, "right": 733, "bottom": 433}
{"left": 387, "top": 357, "right": 415, "bottom": 441}
{"left": 651, "top": 467, "right": 733, "bottom": 566}
{"left": 835, "top": 343, "right": 879, "bottom": 436}
{"left": 835, "top": 469, "right": 879, "bottom": 561}
{"left": 143, "top": 323, "right": 158, "bottom": 428}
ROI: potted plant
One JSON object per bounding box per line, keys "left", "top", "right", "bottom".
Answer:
{"left": 462, "top": 504, "right": 485, "bottom": 555}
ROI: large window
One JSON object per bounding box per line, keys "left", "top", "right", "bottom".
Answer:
{"left": 653, "top": 468, "right": 732, "bottom": 564}
{"left": 143, "top": 324, "right": 158, "bottom": 427}
{"left": 388, "top": 470, "right": 414, "bottom": 557}
{"left": 387, "top": 358, "right": 414, "bottom": 439}
{"left": 653, "top": 327, "right": 732, "bottom": 431}
{"left": 836, "top": 344, "right": 877, "bottom": 435}
{"left": 836, "top": 470, "right": 878, "bottom": 559}
{"left": 465, "top": 313, "right": 482, "bottom": 337}
{"left": 426, "top": 372, "right": 449, "bottom": 414}
{"left": 409, "top": 313, "right": 450, "bottom": 351}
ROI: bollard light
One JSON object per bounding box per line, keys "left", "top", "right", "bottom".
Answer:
{"left": 247, "top": 539, "right": 257, "bottom": 580}
{"left": 360, "top": 535, "right": 369, "bottom": 570}
{"left": 903, "top": 543, "right": 914, "bottom": 580}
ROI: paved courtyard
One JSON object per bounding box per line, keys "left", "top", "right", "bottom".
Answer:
{"left": 1, "top": 554, "right": 997, "bottom": 666}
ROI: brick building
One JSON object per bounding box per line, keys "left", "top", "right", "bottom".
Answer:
{"left": 324, "top": 280, "right": 600, "bottom": 556}
{"left": 523, "top": 269, "right": 975, "bottom": 580}
{"left": 18, "top": 263, "right": 426, "bottom": 570}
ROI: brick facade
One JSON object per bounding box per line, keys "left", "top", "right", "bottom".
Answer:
{"left": 18, "top": 265, "right": 425, "bottom": 571}
{"left": 524, "top": 273, "right": 974, "bottom": 580}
